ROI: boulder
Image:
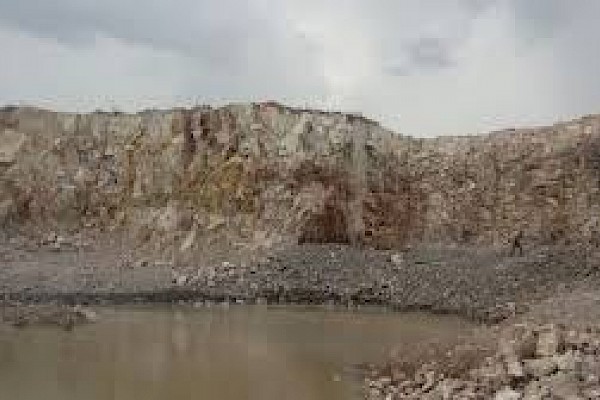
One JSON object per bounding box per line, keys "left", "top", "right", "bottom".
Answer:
{"left": 0, "top": 129, "right": 25, "bottom": 165}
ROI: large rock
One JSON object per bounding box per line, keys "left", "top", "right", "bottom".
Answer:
{"left": 0, "top": 129, "right": 25, "bottom": 165}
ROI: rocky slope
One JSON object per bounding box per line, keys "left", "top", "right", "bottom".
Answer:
{"left": 1, "top": 103, "right": 599, "bottom": 262}
{"left": 366, "top": 321, "right": 600, "bottom": 399}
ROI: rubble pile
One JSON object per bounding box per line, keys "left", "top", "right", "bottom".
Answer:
{"left": 366, "top": 323, "right": 600, "bottom": 399}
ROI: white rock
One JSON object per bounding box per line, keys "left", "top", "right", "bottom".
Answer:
{"left": 46, "top": 231, "right": 58, "bottom": 244}
{"left": 422, "top": 371, "right": 436, "bottom": 392}
{"left": 73, "top": 306, "right": 98, "bottom": 322}
{"left": 390, "top": 254, "right": 404, "bottom": 266}
{"left": 536, "top": 325, "right": 564, "bottom": 357}
{"left": 494, "top": 387, "right": 522, "bottom": 400}
{"left": 175, "top": 275, "right": 188, "bottom": 287}
{"left": 506, "top": 359, "right": 525, "bottom": 378}
{"left": 179, "top": 228, "right": 197, "bottom": 252}
{"left": 0, "top": 129, "right": 25, "bottom": 165}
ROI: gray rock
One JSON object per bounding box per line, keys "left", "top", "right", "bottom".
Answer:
{"left": 523, "top": 358, "right": 557, "bottom": 378}
{"left": 422, "top": 370, "right": 436, "bottom": 392}
{"left": 553, "top": 352, "right": 579, "bottom": 372}
{"left": 499, "top": 327, "right": 537, "bottom": 360}
{"left": 175, "top": 275, "right": 188, "bottom": 287}
{"left": 541, "top": 371, "right": 582, "bottom": 399}
{"left": 73, "top": 306, "right": 98, "bottom": 323}
{"left": 390, "top": 254, "right": 404, "bottom": 266}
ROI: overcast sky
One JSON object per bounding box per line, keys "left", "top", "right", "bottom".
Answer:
{"left": 1, "top": 0, "right": 600, "bottom": 136}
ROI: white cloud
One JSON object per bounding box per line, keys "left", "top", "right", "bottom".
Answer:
{"left": 0, "top": 27, "right": 189, "bottom": 111}
{"left": 0, "top": 0, "right": 599, "bottom": 136}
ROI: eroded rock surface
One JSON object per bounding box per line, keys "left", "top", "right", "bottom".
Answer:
{"left": 1, "top": 104, "right": 599, "bottom": 260}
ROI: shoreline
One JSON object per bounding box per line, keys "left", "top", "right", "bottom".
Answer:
{"left": 2, "top": 239, "right": 598, "bottom": 320}
{"left": 3, "top": 237, "right": 600, "bottom": 398}
{"left": 3, "top": 240, "right": 597, "bottom": 323}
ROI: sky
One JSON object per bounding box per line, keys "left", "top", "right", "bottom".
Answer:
{"left": 1, "top": 0, "right": 600, "bottom": 137}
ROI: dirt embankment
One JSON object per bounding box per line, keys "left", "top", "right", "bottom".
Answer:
{"left": 365, "top": 285, "right": 600, "bottom": 399}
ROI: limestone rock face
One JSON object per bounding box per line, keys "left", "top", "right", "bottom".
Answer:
{"left": 1, "top": 103, "right": 599, "bottom": 255}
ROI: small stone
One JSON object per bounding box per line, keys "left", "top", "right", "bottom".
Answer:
{"left": 584, "top": 388, "right": 600, "bottom": 398}
{"left": 390, "top": 254, "right": 404, "bottom": 266}
{"left": 543, "top": 371, "right": 582, "bottom": 399}
{"left": 552, "top": 352, "right": 578, "bottom": 372}
{"left": 506, "top": 360, "right": 525, "bottom": 378}
{"left": 175, "top": 275, "right": 188, "bottom": 287}
{"left": 422, "top": 370, "right": 436, "bottom": 392}
{"left": 494, "top": 387, "right": 522, "bottom": 400}
{"left": 73, "top": 306, "right": 98, "bottom": 323}
{"left": 499, "top": 327, "right": 537, "bottom": 360}
{"left": 180, "top": 229, "right": 197, "bottom": 252}
{"left": 536, "top": 325, "right": 565, "bottom": 357}
{"left": 523, "top": 358, "right": 557, "bottom": 378}
{"left": 379, "top": 376, "right": 392, "bottom": 387}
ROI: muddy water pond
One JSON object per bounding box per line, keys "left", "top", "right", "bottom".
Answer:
{"left": 0, "top": 306, "right": 473, "bottom": 400}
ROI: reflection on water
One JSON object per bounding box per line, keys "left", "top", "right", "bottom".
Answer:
{"left": 0, "top": 306, "right": 472, "bottom": 400}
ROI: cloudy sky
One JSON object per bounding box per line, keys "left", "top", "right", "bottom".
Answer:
{"left": 1, "top": 0, "right": 599, "bottom": 136}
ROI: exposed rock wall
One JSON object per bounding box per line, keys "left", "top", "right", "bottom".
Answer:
{"left": 1, "top": 103, "right": 599, "bottom": 257}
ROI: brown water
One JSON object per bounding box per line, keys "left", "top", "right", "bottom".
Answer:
{"left": 0, "top": 306, "right": 472, "bottom": 400}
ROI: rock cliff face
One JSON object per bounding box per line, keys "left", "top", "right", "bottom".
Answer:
{"left": 1, "top": 103, "right": 599, "bottom": 258}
